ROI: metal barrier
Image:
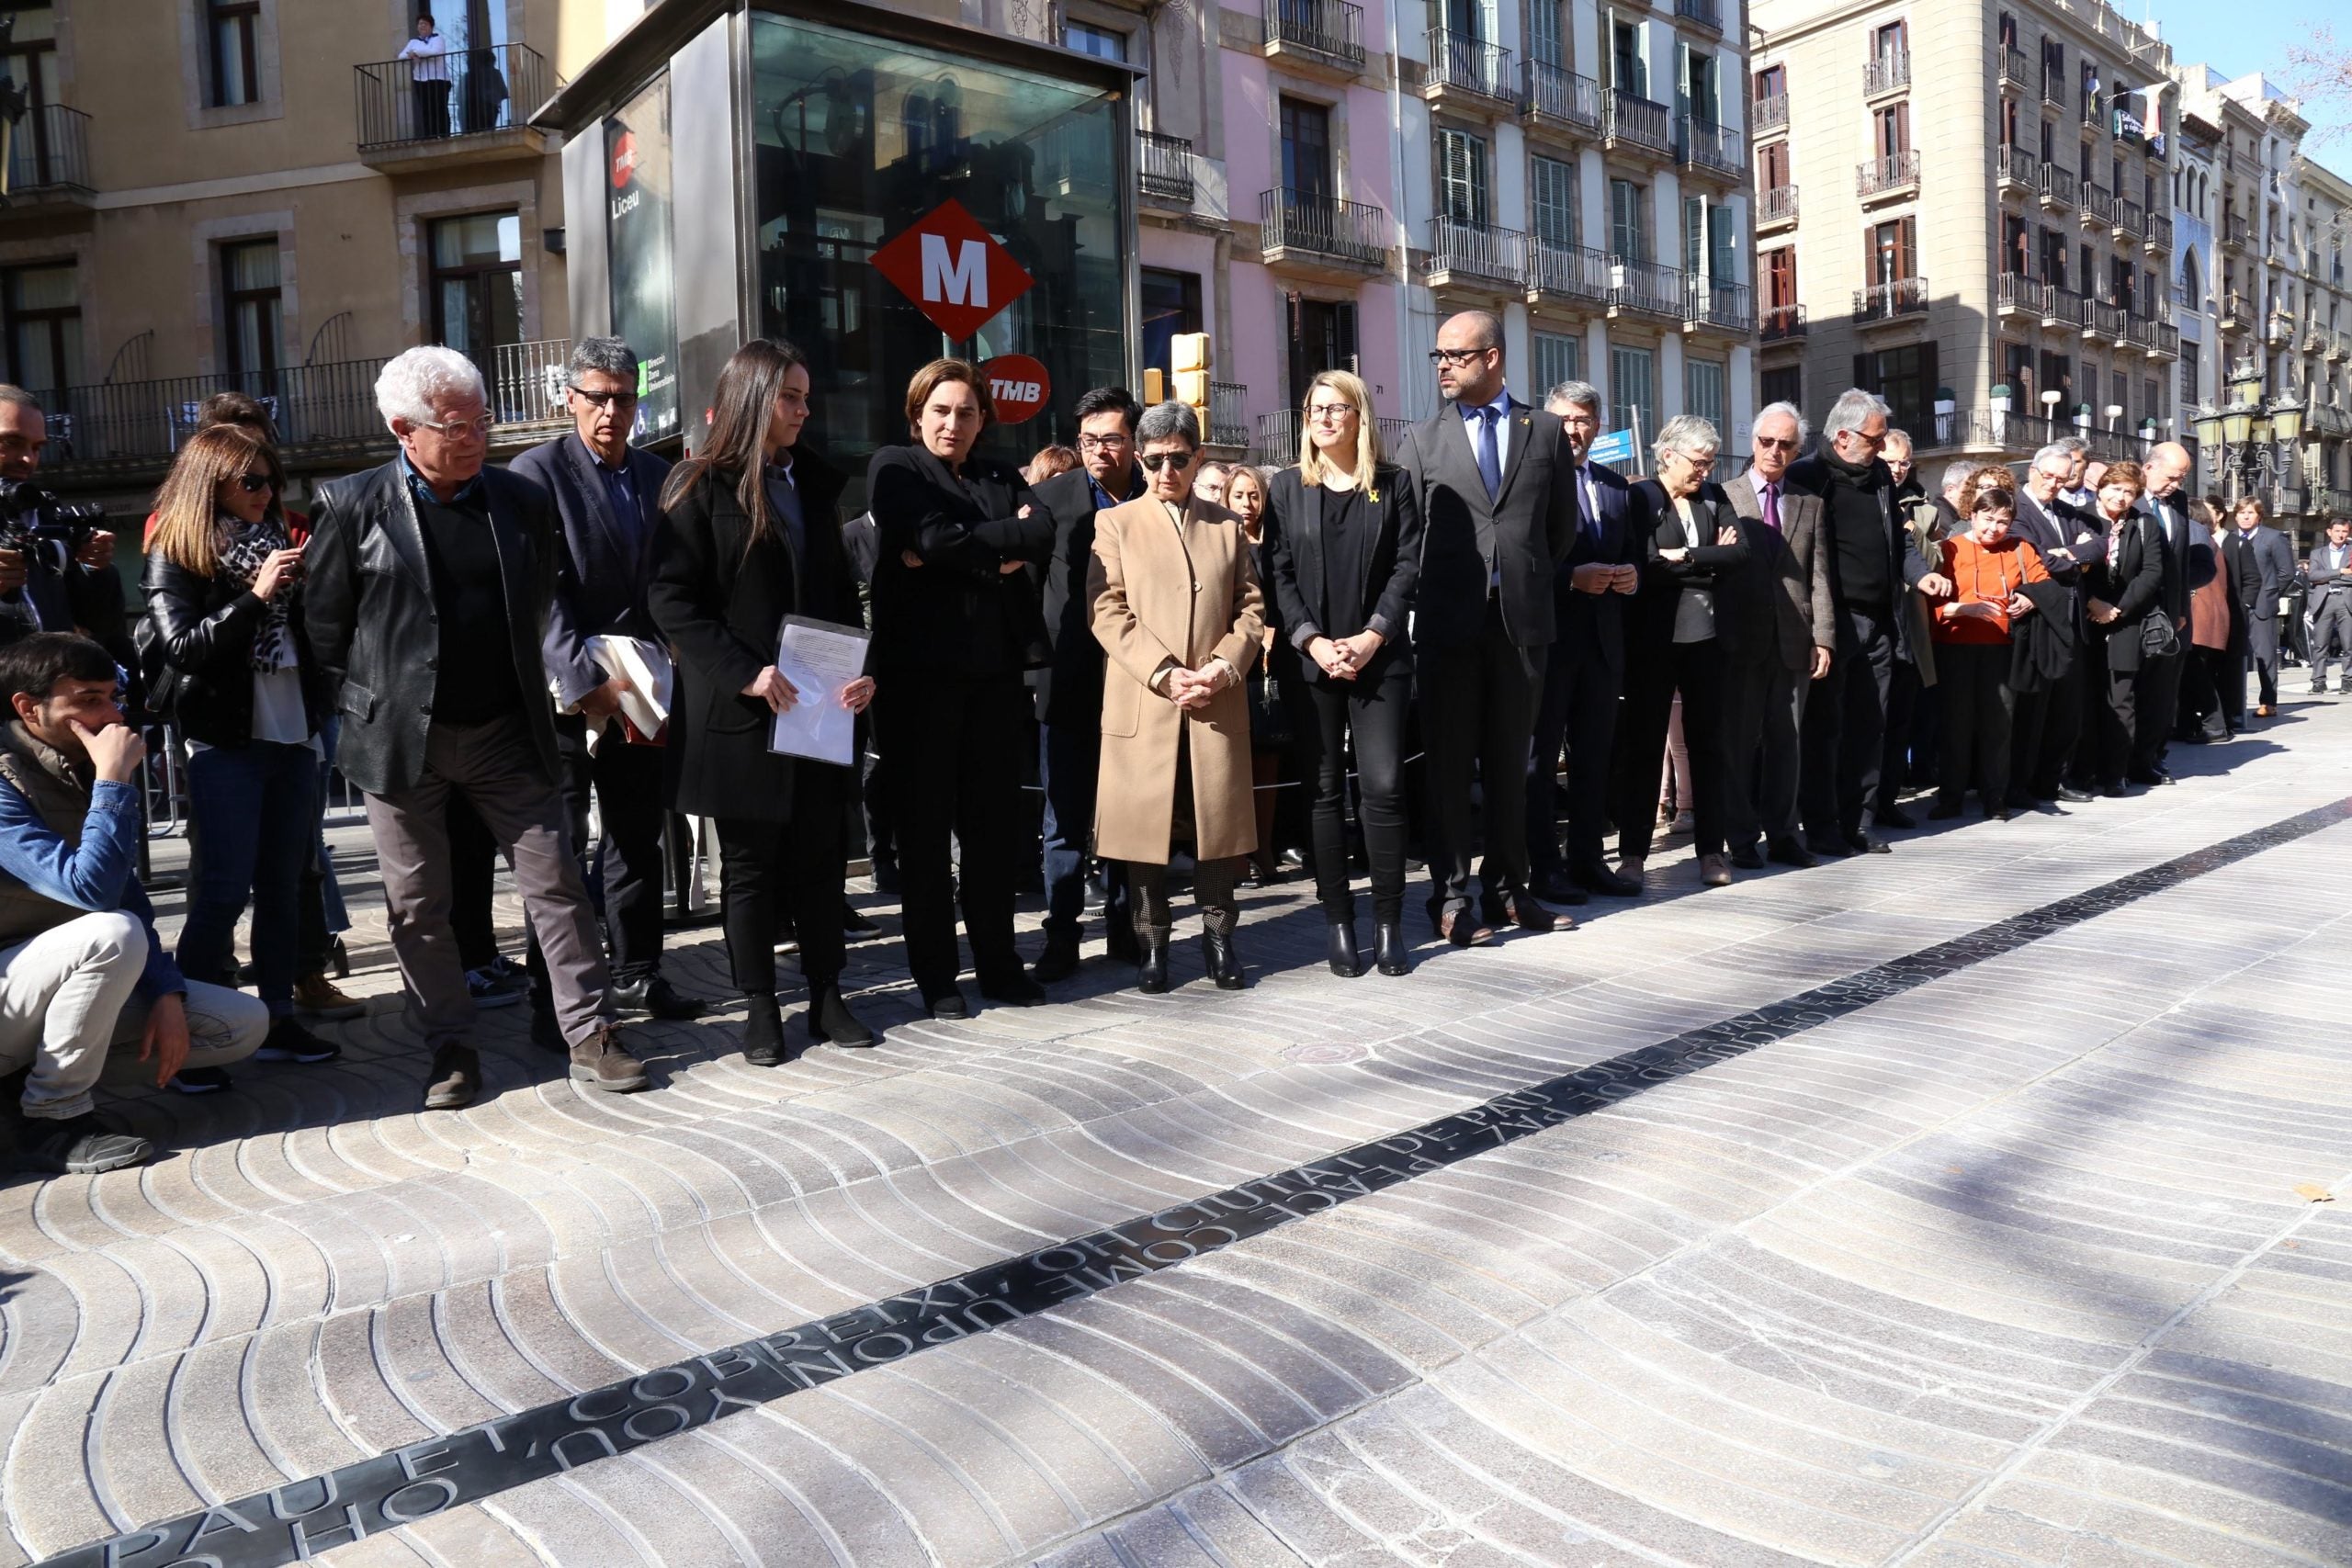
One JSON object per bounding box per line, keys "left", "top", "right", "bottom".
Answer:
{"left": 140, "top": 724, "right": 369, "bottom": 839}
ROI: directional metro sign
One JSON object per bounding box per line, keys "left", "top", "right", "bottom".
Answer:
{"left": 869, "top": 198, "right": 1035, "bottom": 342}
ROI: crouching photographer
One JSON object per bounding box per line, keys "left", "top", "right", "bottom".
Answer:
{"left": 0, "top": 634, "right": 268, "bottom": 1175}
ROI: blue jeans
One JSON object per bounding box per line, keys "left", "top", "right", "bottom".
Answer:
{"left": 179, "top": 739, "right": 320, "bottom": 1015}
{"left": 1038, "top": 722, "right": 1124, "bottom": 944}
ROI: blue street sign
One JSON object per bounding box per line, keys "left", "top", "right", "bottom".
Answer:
{"left": 1587, "top": 427, "right": 1636, "bottom": 467}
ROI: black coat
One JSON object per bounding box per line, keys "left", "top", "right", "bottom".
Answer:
{"left": 303, "top": 460, "right": 560, "bottom": 795}
{"left": 1261, "top": 464, "right": 1421, "bottom": 690}
{"left": 507, "top": 433, "right": 673, "bottom": 709}
{"left": 140, "top": 548, "right": 330, "bottom": 749}
{"left": 648, "top": 456, "right": 862, "bottom": 825}
{"left": 865, "top": 445, "right": 1053, "bottom": 677}
{"left": 1027, "top": 466, "right": 1138, "bottom": 728}
{"left": 1551, "top": 458, "right": 1637, "bottom": 674}
{"left": 2086, "top": 511, "right": 2166, "bottom": 673}
{"left": 1784, "top": 451, "right": 1935, "bottom": 660}
{"left": 1396, "top": 399, "right": 1576, "bottom": 650}
{"left": 1628, "top": 479, "right": 1754, "bottom": 652}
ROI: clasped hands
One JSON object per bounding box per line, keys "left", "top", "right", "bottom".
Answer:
{"left": 1569, "top": 562, "right": 1640, "bottom": 595}
{"left": 1305, "top": 629, "right": 1384, "bottom": 682}
{"left": 1162, "top": 661, "right": 1236, "bottom": 710}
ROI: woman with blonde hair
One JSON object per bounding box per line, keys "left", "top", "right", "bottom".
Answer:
{"left": 1263, "top": 370, "right": 1423, "bottom": 976}
{"left": 141, "top": 423, "right": 340, "bottom": 1077}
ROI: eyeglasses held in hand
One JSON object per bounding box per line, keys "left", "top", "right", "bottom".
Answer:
{"left": 1138, "top": 451, "right": 1194, "bottom": 473}
{"left": 233, "top": 472, "right": 277, "bottom": 494}
{"left": 1428, "top": 347, "right": 1487, "bottom": 367}
{"left": 569, "top": 386, "right": 641, "bottom": 410}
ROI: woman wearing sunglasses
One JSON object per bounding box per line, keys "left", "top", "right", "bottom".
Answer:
{"left": 141, "top": 423, "right": 340, "bottom": 1078}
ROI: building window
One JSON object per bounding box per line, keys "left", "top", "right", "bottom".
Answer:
{"left": 1765, "top": 247, "right": 1796, "bottom": 310}
{"left": 2004, "top": 215, "right": 2030, "bottom": 276}
{"left": 1533, "top": 331, "right": 1578, "bottom": 393}
{"left": 1280, "top": 96, "right": 1333, "bottom": 197}
{"left": 208, "top": 0, "right": 261, "bottom": 107}
{"left": 1609, "top": 344, "right": 1654, "bottom": 439}
{"left": 1141, "top": 268, "right": 1203, "bottom": 393}
{"left": 1860, "top": 343, "right": 1934, "bottom": 438}
{"left": 1531, "top": 154, "right": 1576, "bottom": 246}
{"left": 1682, "top": 196, "right": 1704, "bottom": 274}
{"left": 2004, "top": 342, "right": 2034, "bottom": 402}
{"left": 1680, "top": 45, "right": 1719, "bottom": 128}
{"left": 1286, "top": 295, "right": 1356, "bottom": 406}
{"left": 2041, "top": 228, "right": 2065, "bottom": 288}
{"left": 1437, "top": 129, "right": 1489, "bottom": 225}
{"left": 1527, "top": 0, "right": 1565, "bottom": 69}
{"left": 1874, "top": 101, "right": 1909, "bottom": 159}
{"left": 1868, "top": 216, "right": 1917, "bottom": 284}
{"left": 1708, "top": 206, "right": 1737, "bottom": 284}
{"left": 1, "top": 262, "right": 78, "bottom": 395}
{"left": 1061, "top": 21, "right": 1126, "bottom": 60}
{"left": 1753, "top": 64, "right": 1786, "bottom": 103}
{"left": 220, "top": 239, "right": 282, "bottom": 386}
{"left": 1758, "top": 138, "right": 1790, "bottom": 190}
{"left": 1871, "top": 20, "right": 1908, "bottom": 63}
{"left": 1686, "top": 358, "right": 1726, "bottom": 434}
{"left": 428, "top": 211, "right": 523, "bottom": 372}
{"left": 1610, "top": 179, "right": 1645, "bottom": 263}
{"left": 1610, "top": 20, "right": 1645, "bottom": 96}
{"left": 1761, "top": 364, "right": 1802, "bottom": 412}
{"left": 2179, "top": 354, "right": 2199, "bottom": 409}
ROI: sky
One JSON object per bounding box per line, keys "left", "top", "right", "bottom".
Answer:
{"left": 2144, "top": 5, "right": 2352, "bottom": 181}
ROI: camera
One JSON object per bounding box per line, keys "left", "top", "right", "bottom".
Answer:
{"left": 0, "top": 479, "right": 108, "bottom": 560}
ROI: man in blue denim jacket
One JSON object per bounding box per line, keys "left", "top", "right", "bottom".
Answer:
{"left": 0, "top": 634, "right": 266, "bottom": 1174}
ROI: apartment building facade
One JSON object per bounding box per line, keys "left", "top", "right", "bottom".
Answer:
{"left": 1751, "top": 0, "right": 2179, "bottom": 469}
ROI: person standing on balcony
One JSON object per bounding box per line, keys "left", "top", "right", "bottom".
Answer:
{"left": 303, "top": 346, "right": 649, "bottom": 1110}
{"left": 508, "top": 337, "right": 706, "bottom": 1027}
{"left": 400, "top": 13, "right": 452, "bottom": 141}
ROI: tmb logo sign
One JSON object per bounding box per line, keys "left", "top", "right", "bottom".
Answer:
{"left": 982, "top": 355, "right": 1050, "bottom": 424}
{"left": 610, "top": 131, "right": 639, "bottom": 190}
{"left": 869, "top": 198, "right": 1035, "bottom": 342}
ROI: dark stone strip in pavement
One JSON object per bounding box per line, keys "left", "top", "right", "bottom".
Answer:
{"left": 40, "top": 796, "right": 2352, "bottom": 1568}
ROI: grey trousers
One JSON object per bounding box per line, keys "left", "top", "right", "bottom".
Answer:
{"left": 363, "top": 719, "right": 613, "bottom": 1051}
{"left": 1127, "top": 857, "right": 1242, "bottom": 941}
{"left": 1725, "top": 655, "right": 1810, "bottom": 850}
{"left": 2310, "top": 598, "right": 2352, "bottom": 686}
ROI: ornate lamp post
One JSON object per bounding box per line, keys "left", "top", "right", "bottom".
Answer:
{"left": 2194, "top": 366, "right": 2304, "bottom": 510}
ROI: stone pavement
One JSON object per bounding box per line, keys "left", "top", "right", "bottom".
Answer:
{"left": 4, "top": 695, "right": 2350, "bottom": 1567}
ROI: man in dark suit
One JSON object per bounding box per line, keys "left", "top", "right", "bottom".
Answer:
{"left": 2231, "top": 499, "right": 2296, "bottom": 710}
{"left": 1025, "top": 387, "right": 1142, "bottom": 981}
{"left": 306, "top": 347, "right": 647, "bottom": 1111}
{"left": 1718, "top": 402, "right": 1833, "bottom": 868}
{"left": 2130, "top": 442, "right": 2196, "bottom": 783}
{"left": 1397, "top": 310, "right": 1575, "bottom": 943}
{"left": 1524, "top": 379, "right": 1639, "bottom": 902}
{"left": 2009, "top": 444, "right": 2102, "bottom": 803}
{"left": 509, "top": 338, "right": 704, "bottom": 1021}
{"left": 2308, "top": 517, "right": 2352, "bottom": 694}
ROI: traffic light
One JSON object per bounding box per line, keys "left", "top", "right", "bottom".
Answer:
{"left": 1171, "top": 333, "right": 1211, "bottom": 423}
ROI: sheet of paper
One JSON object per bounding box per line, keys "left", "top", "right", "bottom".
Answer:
{"left": 585, "top": 635, "right": 673, "bottom": 741}
{"left": 768, "top": 615, "right": 871, "bottom": 766}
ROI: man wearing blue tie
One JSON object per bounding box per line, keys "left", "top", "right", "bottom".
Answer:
{"left": 1396, "top": 311, "right": 1578, "bottom": 945}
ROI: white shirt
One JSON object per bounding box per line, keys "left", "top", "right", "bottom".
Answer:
{"left": 399, "top": 34, "right": 449, "bottom": 82}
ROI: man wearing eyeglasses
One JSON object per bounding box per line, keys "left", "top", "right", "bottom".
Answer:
{"left": 1024, "top": 386, "right": 1143, "bottom": 981}
{"left": 1396, "top": 310, "right": 1577, "bottom": 946}
{"left": 305, "top": 345, "right": 649, "bottom": 1111}
{"left": 507, "top": 337, "right": 706, "bottom": 1024}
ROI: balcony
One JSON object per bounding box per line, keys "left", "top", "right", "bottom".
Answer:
{"left": 1675, "top": 0, "right": 1722, "bottom": 32}
{"left": 2038, "top": 164, "right": 2076, "bottom": 210}
{"left": 1609, "top": 257, "right": 1686, "bottom": 321}
{"left": 355, "top": 42, "right": 555, "bottom": 170}
{"left": 1852, "top": 276, "right": 1928, "bottom": 323}
{"left": 1259, "top": 188, "right": 1388, "bottom": 276}
{"left": 2263, "top": 314, "right": 2290, "bottom": 347}
{"left": 2041, "top": 73, "right": 2064, "bottom": 108}
{"left": 1137, "top": 130, "right": 1194, "bottom": 207}
{"left": 1753, "top": 93, "right": 1789, "bottom": 134}
{"left": 2113, "top": 197, "right": 2143, "bottom": 240}
{"left": 1677, "top": 117, "right": 1743, "bottom": 181}
{"left": 1423, "top": 29, "right": 1515, "bottom": 110}
{"left": 0, "top": 104, "right": 95, "bottom": 213}
{"left": 1425, "top": 217, "right": 1526, "bottom": 293}
{"left": 1999, "top": 46, "right": 2030, "bottom": 89}
{"left": 1996, "top": 273, "right": 2050, "bottom": 319}
{"left": 2048, "top": 285, "right": 2086, "bottom": 332}
{"left": 1757, "top": 184, "right": 1797, "bottom": 231}
{"left": 1857, "top": 150, "right": 1919, "bottom": 201}
{"left": 2154, "top": 321, "right": 2180, "bottom": 359}
{"left": 1603, "top": 90, "right": 1673, "bottom": 159}
{"left": 1863, "top": 50, "right": 1911, "bottom": 97}
{"left": 2145, "top": 214, "right": 2172, "bottom": 253}
{"left": 1526, "top": 239, "right": 1610, "bottom": 305}
{"left": 2080, "top": 183, "right": 2114, "bottom": 229}
{"left": 1523, "top": 61, "right": 1602, "bottom": 136}
{"left": 2221, "top": 212, "right": 2250, "bottom": 253}
{"left": 1209, "top": 381, "right": 1250, "bottom": 450}
{"left": 1759, "top": 304, "right": 1808, "bottom": 342}
{"left": 1684, "top": 278, "right": 1754, "bottom": 336}
{"left": 1262, "top": 0, "right": 1366, "bottom": 73}
{"left": 2082, "top": 297, "right": 2126, "bottom": 343}
{"left": 2218, "top": 291, "right": 2248, "bottom": 332}
{"left": 2123, "top": 313, "right": 2155, "bottom": 352}
{"left": 2303, "top": 322, "right": 2330, "bottom": 355}
{"left": 2331, "top": 332, "right": 2352, "bottom": 362}
{"left": 1996, "top": 146, "right": 2040, "bottom": 197}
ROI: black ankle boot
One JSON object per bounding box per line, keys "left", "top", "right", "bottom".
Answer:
{"left": 1374, "top": 919, "right": 1411, "bottom": 976}
{"left": 1327, "top": 921, "right": 1362, "bottom": 977}
{"left": 1203, "top": 930, "right": 1244, "bottom": 990}
{"left": 1137, "top": 933, "right": 1172, "bottom": 994}
{"left": 807, "top": 985, "right": 875, "bottom": 1047}
{"left": 741, "top": 994, "right": 792, "bottom": 1066}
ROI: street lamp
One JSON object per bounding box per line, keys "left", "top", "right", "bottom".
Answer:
{"left": 2203, "top": 370, "right": 2307, "bottom": 513}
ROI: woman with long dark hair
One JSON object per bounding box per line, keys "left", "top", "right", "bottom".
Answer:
{"left": 649, "top": 339, "right": 877, "bottom": 1063}
{"left": 142, "top": 423, "right": 341, "bottom": 1077}
{"left": 1262, "top": 371, "right": 1422, "bottom": 976}
{"left": 865, "top": 359, "right": 1055, "bottom": 1017}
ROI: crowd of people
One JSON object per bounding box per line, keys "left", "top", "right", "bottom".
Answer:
{"left": 0, "top": 307, "right": 2341, "bottom": 1178}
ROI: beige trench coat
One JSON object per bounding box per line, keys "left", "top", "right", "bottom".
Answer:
{"left": 1088, "top": 492, "right": 1266, "bottom": 864}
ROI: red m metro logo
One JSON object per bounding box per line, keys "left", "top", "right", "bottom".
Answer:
{"left": 869, "top": 198, "right": 1035, "bottom": 342}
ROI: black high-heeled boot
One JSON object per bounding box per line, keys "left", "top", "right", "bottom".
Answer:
{"left": 1374, "top": 919, "right": 1411, "bottom": 976}
{"left": 1327, "top": 921, "right": 1362, "bottom": 977}
{"left": 1137, "top": 933, "right": 1172, "bottom": 994}
{"left": 741, "top": 993, "right": 793, "bottom": 1066}
{"left": 1203, "top": 930, "right": 1245, "bottom": 990}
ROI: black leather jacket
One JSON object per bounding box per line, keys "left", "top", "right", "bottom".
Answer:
{"left": 140, "top": 547, "right": 327, "bottom": 748}
{"left": 302, "top": 459, "right": 560, "bottom": 795}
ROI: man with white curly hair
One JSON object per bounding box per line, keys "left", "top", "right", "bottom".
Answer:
{"left": 303, "top": 345, "right": 649, "bottom": 1111}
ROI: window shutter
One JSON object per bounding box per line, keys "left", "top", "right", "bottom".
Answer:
{"left": 1898, "top": 216, "right": 1917, "bottom": 281}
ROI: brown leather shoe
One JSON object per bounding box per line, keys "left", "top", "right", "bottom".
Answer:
{"left": 424, "top": 1044, "right": 480, "bottom": 1111}
{"left": 1437, "top": 908, "right": 1495, "bottom": 947}
{"left": 1485, "top": 894, "right": 1569, "bottom": 932}
{"left": 569, "top": 1024, "right": 650, "bottom": 1093}
{"left": 1699, "top": 853, "right": 1733, "bottom": 887}
{"left": 2256, "top": 704, "right": 2275, "bottom": 717}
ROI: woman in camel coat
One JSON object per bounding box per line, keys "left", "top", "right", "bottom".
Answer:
{"left": 1089, "top": 401, "right": 1265, "bottom": 994}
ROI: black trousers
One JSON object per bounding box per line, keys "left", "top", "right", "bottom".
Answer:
{"left": 1886, "top": 660, "right": 1932, "bottom": 807}
{"left": 553, "top": 714, "right": 667, "bottom": 981}
{"left": 1724, "top": 655, "right": 1806, "bottom": 851}
{"left": 1935, "top": 642, "right": 2015, "bottom": 808}
{"left": 1129, "top": 857, "right": 1241, "bottom": 940}
{"left": 715, "top": 770, "right": 847, "bottom": 998}
{"left": 1419, "top": 601, "right": 1543, "bottom": 914}
{"left": 2132, "top": 646, "right": 2186, "bottom": 773}
{"left": 1801, "top": 604, "right": 1896, "bottom": 839}
{"left": 2024, "top": 650, "right": 2083, "bottom": 797}
{"left": 1525, "top": 632, "right": 1622, "bottom": 883}
{"left": 874, "top": 672, "right": 1027, "bottom": 997}
{"left": 1293, "top": 665, "right": 1411, "bottom": 924}
{"left": 448, "top": 794, "right": 503, "bottom": 972}
{"left": 2179, "top": 645, "right": 2241, "bottom": 739}
{"left": 2075, "top": 635, "right": 2136, "bottom": 788}
{"left": 1615, "top": 636, "right": 1732, "bottom": 860}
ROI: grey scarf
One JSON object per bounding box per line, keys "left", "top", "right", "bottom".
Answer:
{"left": 216, "top": 514, "right": 297, "bottom": 672}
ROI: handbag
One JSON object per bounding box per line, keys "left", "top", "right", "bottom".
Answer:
{"left": 1247, "top": 667, "right": 1294, "bottom": 749}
